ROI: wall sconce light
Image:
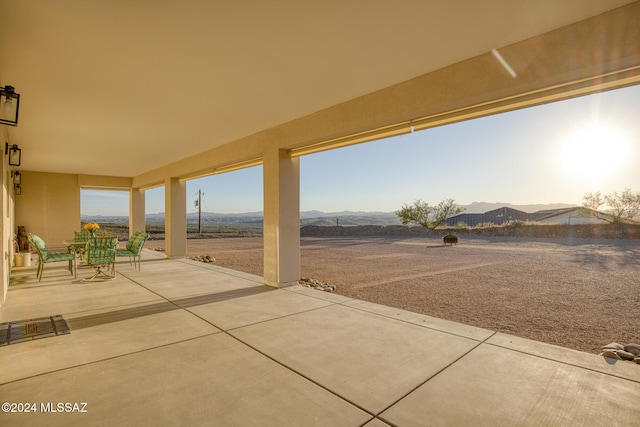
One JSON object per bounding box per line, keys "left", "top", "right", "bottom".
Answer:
{"left": 5, "top": 142, "right": 21, "bottom": 166}
{"left": 12, "top": 170, "right": 21, "bottom": 195}
{"left": 0, "top": 85, "right": 20, "bottom": 126}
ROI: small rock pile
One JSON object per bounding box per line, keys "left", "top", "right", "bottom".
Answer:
{"left": 298, "top": 277, "right": 336, "bottom": 292}
{"left": 600, "top": 342, "right": 640, "bottom": 364}
{"left": 189, "top": 255, "right": 215, "bottom": 263}
{"left": 151, "top": 247, "right": 214, "bottom": 263}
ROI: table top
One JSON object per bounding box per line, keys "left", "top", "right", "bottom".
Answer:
{"left": 63, "top": 240, "right": 87, "bottom": 247}
{"left": 63, "top": 239, "right": 121, "bottom": 249}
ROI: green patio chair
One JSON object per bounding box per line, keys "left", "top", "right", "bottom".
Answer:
{"left": 72, "top": 230, "right": 90, "bottom": 256}
{"left": 74, "top": 230, "right": 90, "bottom": 242}
{"left": 28, "top": 233, "right": 76, "bottom": 281}
{"left": 116, "top": 231, "right": 149, "bottom": 270}
{"left": 81, "top": 236, "right": 118, "bottom": 282}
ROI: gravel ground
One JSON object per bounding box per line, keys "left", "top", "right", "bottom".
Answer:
{"left": 149, "top": 235, "right": 640, "bottom": 354}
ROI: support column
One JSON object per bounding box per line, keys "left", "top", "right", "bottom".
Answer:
{"left": 263, "top": 148, "right": 300, "bottom": 288}
{"left": 129, "top": 188, "right": 146, "bottom": 236}
{"left": 165, "top": 177, "right": 186, "bottom": 259}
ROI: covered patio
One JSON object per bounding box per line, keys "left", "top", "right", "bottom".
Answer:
{"left": 2, "top": 2, "right": 640, "bottom": 299}
{"left": 2, "top": 2, "right": 640, "bottom": 424}
{"left": 1, "top": 253, "right": 639, "bottom": 425}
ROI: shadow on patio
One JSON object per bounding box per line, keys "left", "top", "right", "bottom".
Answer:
{"left": 1, "top": 249, "right": 639, "bottom": 426}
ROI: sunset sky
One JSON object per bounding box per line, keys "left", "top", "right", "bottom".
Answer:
{"left": 82, "top": 84, "right": 640, "bottom": 216}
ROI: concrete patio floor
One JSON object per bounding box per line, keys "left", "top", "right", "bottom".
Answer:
{"left": 1, "top": 250, "right": 639, "bottom": 426}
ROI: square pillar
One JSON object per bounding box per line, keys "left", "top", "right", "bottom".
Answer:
{"left": 263, "top": 148, "right": 300, "bottom": 288}
{"left": 129, "top": 188, "right": 146, "bottom": 236}
{"left": 165, "top": 177, "right": 186, "bottom": 258}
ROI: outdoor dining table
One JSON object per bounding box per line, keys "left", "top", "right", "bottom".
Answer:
{"left": 63, "top": 239, "right": 87, "bottom": 254}
{"left": 61, "top": 239, "right": 86, "bottom": 274}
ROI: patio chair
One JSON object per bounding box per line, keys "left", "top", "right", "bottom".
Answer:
{"left": 116, "top": 231, "right": 149, "bottom": 270}
{"left": 74, "top": 230, "right": 90, "bottom": 242}
{"left": 81, "top": 236, "right": 118, "bottom": 282}
{"left": 72, "top": 230, "right": 90, "bottom": 256}
{"left": 28, "top": 233, "right": 76, "bottom": 281}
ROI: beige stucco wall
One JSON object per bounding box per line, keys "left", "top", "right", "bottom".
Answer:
{"left": 14, "top": 171, "right": 81, "bottom": 245}
{"left": 263, "top": 148, "right": 300, "bottom": 287}
{"left": 1, "top": 125, "right": 13, "bottom": 304}
{"left": 78, "top": 174, "right": 132, "bottom": 190}
{"left": 130, "top": 188, "right": 145, "bottom": 235}
{"left": 165, "top": 177, "right": 186, "bottom": 258}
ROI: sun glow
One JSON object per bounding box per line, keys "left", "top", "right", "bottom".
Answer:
{"left": 555, "top": 122, "right": 633, "bottom": 183}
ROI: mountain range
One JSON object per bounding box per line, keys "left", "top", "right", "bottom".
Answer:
{"left": 82, "top": 202, "right": 578, "bottom": 227}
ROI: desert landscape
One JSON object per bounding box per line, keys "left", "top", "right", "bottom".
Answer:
{"left": 148, "top": 234, "right": 639, "bottom": 354}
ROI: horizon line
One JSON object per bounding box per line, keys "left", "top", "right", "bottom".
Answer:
{"left": 82, "top": 202, "right": 581, "bottom": 218}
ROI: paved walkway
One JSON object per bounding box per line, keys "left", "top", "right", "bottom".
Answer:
{"left": 1, "top": 250, "right": 639, "bottom": 426}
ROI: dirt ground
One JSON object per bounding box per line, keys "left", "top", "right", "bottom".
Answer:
{"left": 148, "top": 235, "right": 640, "bottom": 354}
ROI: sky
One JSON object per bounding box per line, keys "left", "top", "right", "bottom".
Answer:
{"left": 81, "top": 84, "right": 640, "bottom": 216}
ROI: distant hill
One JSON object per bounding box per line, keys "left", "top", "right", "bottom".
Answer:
{"left": 83, "top": 211, "right": 399, "bottom": 228}
{"left": 81, "top": 214, "right": 130, "bottom": 223}
{"left": 81, "top": 202, "right": 580, "bottom": 229}
{"left": 301, "top": 212, "right": 400, "bottom": 227}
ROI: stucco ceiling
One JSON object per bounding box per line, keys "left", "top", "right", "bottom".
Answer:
{"left": 0, "top": 0, "right": 635, "bottom": 177}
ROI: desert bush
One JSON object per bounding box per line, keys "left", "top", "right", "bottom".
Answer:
{"left": 583, "top": 188, "right": 640, "bottom": 223}
{"left": 396, "top": 198, "right": 465, "bottom": 230}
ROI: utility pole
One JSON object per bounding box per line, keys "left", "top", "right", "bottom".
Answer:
{"left": 198, "top": 189, "right": 203, "bottom": 233}
{"left": 194, "top": 189, "right": 203, "bottom": 233}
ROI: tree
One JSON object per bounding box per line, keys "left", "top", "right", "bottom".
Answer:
{"left": 395, "top": 198, "right": 465, "bottom": 230}
{"left": 583, "top": 189, "right": 640, "bottom": 223}
{"left": 604, "top": 189, "right": 640, "bottom": 223}
{"left": 582, "top": 191, "right": 604, "bottom": 212}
